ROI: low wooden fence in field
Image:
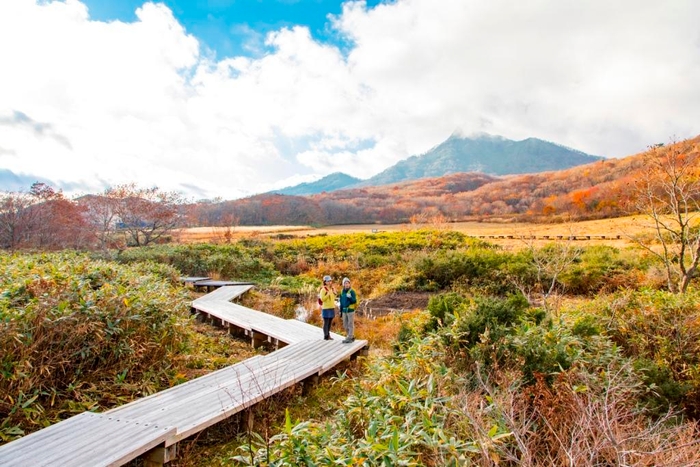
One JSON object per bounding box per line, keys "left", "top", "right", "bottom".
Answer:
{"left": 476, "top": 234, "right": 622, "bottom": 240}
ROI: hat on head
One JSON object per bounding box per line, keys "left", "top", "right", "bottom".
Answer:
{"left": 323, "top": 275, "right": 332, "bottom": 282}
{"left": 342, "top": 277, "right": 350, "bottom": 285}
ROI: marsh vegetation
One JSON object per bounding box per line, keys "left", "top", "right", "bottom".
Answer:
{"left": 2, "top": 227, "right": 699, "bottom": 465}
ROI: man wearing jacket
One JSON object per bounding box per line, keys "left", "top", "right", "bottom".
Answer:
{"left": 339, "top": 277, "right": 357, "bottom": 343}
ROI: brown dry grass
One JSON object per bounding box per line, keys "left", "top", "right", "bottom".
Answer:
{"left": 175, "top": 215, "right": 658, "bottom": 250}
{"left": 175, "top": 225, "right": 310, "bottom": 243}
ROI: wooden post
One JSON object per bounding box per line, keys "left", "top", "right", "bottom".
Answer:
{"left": 301, "top": 375, "right": 319, "bottom": 396}
{"left": 251, "top": 331, "right": 265, "bottom": 349}
{"left": 228, "top": 324, "right": 245, "bottom": 338}
{"left": 239, "top": 409, "right": 255, "bottom": 432}
{"left": 143, "top": 444, "right": 177, "bottom": 467}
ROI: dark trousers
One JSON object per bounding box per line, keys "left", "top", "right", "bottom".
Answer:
{"left": 323, "top": 317, "right": 333, "bottom": 339}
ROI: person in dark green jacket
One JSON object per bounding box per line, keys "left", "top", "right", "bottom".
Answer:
{"left": 339, "top": 277, "right": 357, "bottom": 343}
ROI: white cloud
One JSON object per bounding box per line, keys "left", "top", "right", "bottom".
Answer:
{"left": 0, "top": 0, "right": 699, "bottom": 199}
{"left": 335, "top": 0, "right": 700, "bottom": 157}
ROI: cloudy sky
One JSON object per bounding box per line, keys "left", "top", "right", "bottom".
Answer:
{"left": 1, "top": 0, "right": 699, "bottom": 200}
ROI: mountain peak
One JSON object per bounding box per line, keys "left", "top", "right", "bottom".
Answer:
{"left": 448, "top": 130, "right": 505, "bottom": 141}
{"left": 271, "top": 172, "right": 362, "bottom": 196}
{"left": 275, "top": 134, "right": 603, "bottom": 195}
{"left": 362, "top": 134, "right": 603, "bottom": 186}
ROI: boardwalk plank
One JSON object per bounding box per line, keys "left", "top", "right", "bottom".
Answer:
{"left": 114, "top": 362, "right": 284, "bottom": 424}
{"left": 110, "top": 341, "right": 358, "bottom": 432}
{"left": 175, "top": 359, "right": 324, "bottom": 440}
{"left": 107, "top": 357, "right": 265, "bottom": 416}
{"left": 193, "top": 301, "right": 282, "bottom": 332}
{"left": 0, "top": 412, "right": 174, "bottom": 467}
{"left": 180, "top": 276, "right": 211, "bottom": 284}
{"left": 281, "top": 319, "right": 344, "bottom": 342}
{"left": 162, "top": 345, "right": 322, "bottom": 413}
{"left": 108, "top": 343, "right": 318, "bottom": 423}
{"left": 192, "top": 285, "right": 253, "bottom": 304}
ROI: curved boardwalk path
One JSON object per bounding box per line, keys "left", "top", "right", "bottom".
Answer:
{"left": 0, "top": 282, "right": 368, "bottom": 466}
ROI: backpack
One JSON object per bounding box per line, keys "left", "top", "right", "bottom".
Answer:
{"left": 343, "top": 288, "right": 358, "bottom": 311}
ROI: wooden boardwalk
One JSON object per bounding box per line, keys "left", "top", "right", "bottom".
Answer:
{"left": 0, "top": 283, "right": 367, "bottom": 466}
{"left": 191, "top": 289, "right": 344, "bottom": 347}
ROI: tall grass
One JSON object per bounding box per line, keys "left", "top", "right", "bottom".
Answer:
{"left": 0, "top": 251, "right": 190, "bottom": 441}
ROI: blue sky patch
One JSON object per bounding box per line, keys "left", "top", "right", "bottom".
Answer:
{"left": 82, "top": 0, "right": 383, "bottom": 58}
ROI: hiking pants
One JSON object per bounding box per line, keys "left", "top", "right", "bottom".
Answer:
{"left": 342, "top": 311, "right": 355, "bottom": 339}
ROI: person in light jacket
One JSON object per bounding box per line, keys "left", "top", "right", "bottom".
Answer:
{"left": 339, "top": 277, "right": 357, "bottom": 343}
{"left": 319, "top": 275, "right": 337, "bottom": 340}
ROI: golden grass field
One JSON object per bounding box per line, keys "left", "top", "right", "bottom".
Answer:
{"left": 176, "top": 215, "right": 661, "bottom": 250}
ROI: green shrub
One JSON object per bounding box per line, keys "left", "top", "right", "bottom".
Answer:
{"left": 0, "top": 252, "right": 189, "bottom": 441}
{"left": 394, "top": 321, "right": 416, "bottom": 350}
{"left": 116, "top": 243, "right": 278, "bottom": 283}
{"left": 633, "top": 358, "right": 691, "bottom": 416}
{"left": 424, "top": 292, "right": 469, "bottom": 331}
{"left": 570, "top": 314, "right": 602, "bottom": 338}
{"left": 410, "top": 248, "right": 513, "bottom": 293}
{"left": 425, "top": 293, "right": 624, "bottom": 385}
{"left": 273, "top": 229, "right": 477, "bottom": 265}
{"left": 506, "top": 319, "right": 620, "bottom": 383}
{"left": 592, "top": 289, "right": 700, "bottom": 417}
{"left": 234, "top": 335, "right": 488, "bottom": 466}
{"left": 559, "top": 245, "right": 640, "bottom": 294}
{"left": 269, "top": 275, "right": 317, "bottom": 294}
{"left": 451, "top": 294, "right": 531, "bottom": 349}
{"left": 357, "top": 253, "right": 389, "bottom": 268}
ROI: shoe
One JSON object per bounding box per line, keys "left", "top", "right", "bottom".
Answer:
{"left": 342, "top": 338, "right": 354, "bottom": 344}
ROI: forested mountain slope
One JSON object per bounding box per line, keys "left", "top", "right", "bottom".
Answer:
{"left": 188, "top": 136, "right": 699, "bottom": 225}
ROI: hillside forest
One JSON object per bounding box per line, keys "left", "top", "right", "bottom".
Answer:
{"left": 1, "top": 137, "right": 700, "bottom": 465}
{"left": 1, "top": 137, "right": 698, "bottom": 247}
{"left": 192, "top": 136, "right": 700, "bottom": 227}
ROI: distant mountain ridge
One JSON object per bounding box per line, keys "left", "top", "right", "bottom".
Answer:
{"left": 191, "top": 135, "right": 700, "bottom": 226}
{"left": 0, "top": 169, "right": 53, "bottom": 192}
{"left": 361, "top": 133, "right": 604, "bottom": 186}
{"left": 273, "top": 172, "right": 362, "bottom": 196}
{"left": 272, "top": 133, "right": 603, "bottom": 195}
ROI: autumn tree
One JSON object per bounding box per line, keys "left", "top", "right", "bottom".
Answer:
{"left": 109, "top": 184, "right": 185, "bottom": 247}
{"left": 0, "top": 190, "right": 38, "bottom": 250}
{"left": 0, "top": 183, "right": 90, "bottom": 250}
{"left": 78, "top": 192, "right": 120, "bottom": 250}
{"left": 632, "top": 139, "right": 700, "bottom": 293}
{"left": 213, "top": 212, "right": 240, "bottom": 244}
{"left": 27, "top": 183, "right": 90, "bottom": 249}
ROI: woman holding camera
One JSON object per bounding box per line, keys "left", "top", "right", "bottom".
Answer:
{"left": 318, "top": 275, "right": 337, "bottom": 340}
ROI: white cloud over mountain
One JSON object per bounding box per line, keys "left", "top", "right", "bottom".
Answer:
{"left": 1, "top": 0, "right": 698, "bottom": 199}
